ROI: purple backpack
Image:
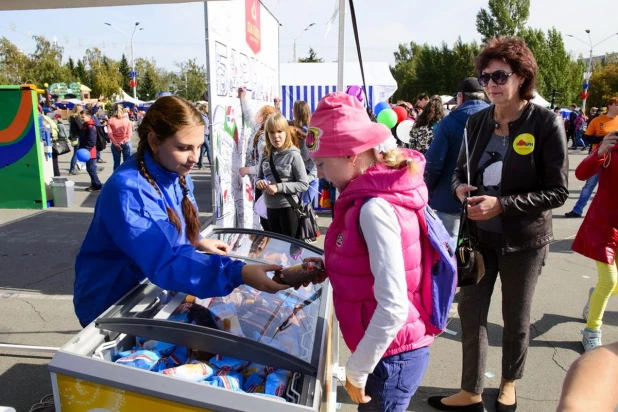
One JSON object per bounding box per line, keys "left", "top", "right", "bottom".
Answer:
{"left": 417, "top": 206, "right": 458, "bottom": 335}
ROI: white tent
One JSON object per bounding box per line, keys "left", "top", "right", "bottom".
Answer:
{"left": 279, "top": 62, "right": 397, "bottom": 118}
{"left": 531, "top": 91, "right": 551, "bottom": 108}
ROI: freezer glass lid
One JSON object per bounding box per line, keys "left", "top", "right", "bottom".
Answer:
{"left": 96, "top": 229, "right": 326, "bottom": 376}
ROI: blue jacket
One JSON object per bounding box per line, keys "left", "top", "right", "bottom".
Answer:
{"left": 424, "top": 99, "right": 489, "bottom": 214}
{"left": 74, "top": 151, "right": 244, "bottom": 326}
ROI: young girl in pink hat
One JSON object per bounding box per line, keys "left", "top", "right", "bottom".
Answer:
{"left": 305, "top": 92, "right": 434, "bottom": 411}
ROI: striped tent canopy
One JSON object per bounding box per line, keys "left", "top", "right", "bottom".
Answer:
{"left": 280, "top": 62, "right": 397, "bottom": 119}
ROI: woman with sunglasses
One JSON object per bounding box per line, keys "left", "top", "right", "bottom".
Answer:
{"left": 428, "top": 37, "right": 568, "bottom": 412}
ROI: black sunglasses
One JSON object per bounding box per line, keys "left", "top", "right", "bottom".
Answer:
{"left": 478, "top": 70, "right": 514, "bottom": 87}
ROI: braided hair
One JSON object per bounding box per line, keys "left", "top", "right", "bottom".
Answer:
{"left": 136, "top": 96, "right": 204, "bottom": 246}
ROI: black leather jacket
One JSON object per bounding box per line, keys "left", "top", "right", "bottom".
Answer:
{"left": 452, "top": 103, "right": 569, "bottom": 254}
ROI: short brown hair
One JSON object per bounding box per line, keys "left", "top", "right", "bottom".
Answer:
{"left": 606, "top": 97, "right": 618, "bottom": 107}
{"left": 475, "top": 37, "right": 538, "bottom": 101}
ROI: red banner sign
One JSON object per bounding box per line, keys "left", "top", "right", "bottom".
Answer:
{"left": 245, "top": 0, "right": 261, "bottom": 55}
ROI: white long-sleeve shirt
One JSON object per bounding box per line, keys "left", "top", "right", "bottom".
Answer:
{"left": 345, "top": 197, "right": 410, "bottom": 389}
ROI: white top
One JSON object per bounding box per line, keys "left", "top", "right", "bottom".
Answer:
{"left": 345, "top": 197, "right": 410, "bottom": 389}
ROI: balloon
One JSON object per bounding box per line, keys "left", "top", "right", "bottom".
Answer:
{"left": 393, "top": 106, "right": 408, "bottom": 124}
{"left": 77, "top": 148, "right": 91, "bottom": 162}
{"left": 374, "top": 102, "right": 390, "bottom": 116}
{"left": 396, "top": 120, "right": 415, "bottom": 144}
{"left": 582, "top": 82, "right": 589, "bottom": 89}
{"left": 377, "top": 109, "right": 398, "bottom": 129}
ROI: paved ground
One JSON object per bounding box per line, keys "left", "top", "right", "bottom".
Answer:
{"left": 0, "top": 144, "right": 615, "bottom": 412}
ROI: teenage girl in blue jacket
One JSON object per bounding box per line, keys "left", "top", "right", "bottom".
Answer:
{"left": 74, "top": 96, "right": 287, "bottom": 327}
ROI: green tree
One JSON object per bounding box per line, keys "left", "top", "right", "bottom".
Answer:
{"left": 28, "top": 35, "right": 69, "bottom": 86}
{"left": 390, "top": 41, "right": 422, "bottom": 101}
{"left": 476, "top": 0, "right": 530, "bottom": 42}
{"left": 74, "top": 59, "right": 87, "bottom": 83}
{"left": 84, "top": 47, "right": 121, "bottom": 99}
{"left": 0, "top": 37, "right": 30, "bottom": 84}
{"left": 174, "top": 58, "right": 207, "bottom": 101}
{"left": 118, "top": 53, "right": 131, "bottom": 94}
{"left": 588, "top": 64, "right": 618, "bottom": 110}
{"left": 298, "top": 47, "right": 324, "bottom": 63}
{"left": 138, "top": 65, "right": 159, "bottom": 101}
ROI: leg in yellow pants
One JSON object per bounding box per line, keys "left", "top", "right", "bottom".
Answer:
{"left": 586, "top": 260, "right": 618, "bottom": 331}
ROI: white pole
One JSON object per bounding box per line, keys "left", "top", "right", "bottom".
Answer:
{"left": 336, "top": 0, "right": 345, "bottom": 91}
{"left": 131, "top": 25, "right": 138, "bottom": 99}
{"left": 582, "top": 48, "right": 593, "bottom": 113}
{"left": 293, "top": 39, "right": 297, "bottom": 62}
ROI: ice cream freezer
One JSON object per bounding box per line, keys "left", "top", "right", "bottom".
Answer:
{"left": 49, "top": 227, "right": 340, "bottom": 411}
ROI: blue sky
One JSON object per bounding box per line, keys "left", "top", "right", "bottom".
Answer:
{"left": 0, "top": 0, "right": 616, "bottom": 70}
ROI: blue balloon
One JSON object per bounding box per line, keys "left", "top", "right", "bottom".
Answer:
{"left": 76, "top": 148, "right": 91, "bottom": 162}
{"left": 374, "top": 102, "right": 390, "bottom": 116}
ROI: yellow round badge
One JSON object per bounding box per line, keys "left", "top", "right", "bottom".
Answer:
{"left": 512, "top": 133, "right": 535, "bottom": 155}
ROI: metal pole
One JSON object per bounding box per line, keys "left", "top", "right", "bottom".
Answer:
{"left": 583, "top": 48, "right": 593, "bottom": 113}
{"left": 0, "top": 343, "right": 59, "bottom": 353}
{"left": 336, "top": 0, "right": 345, "bottom": 91}
{"left": 131, "top": 25, "right": 137, "bottom": 99}
{"left": 293, "top": 39, "right": 296, "bottom": 62}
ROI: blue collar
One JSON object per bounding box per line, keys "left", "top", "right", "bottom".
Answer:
{"left": 143, "top": 150, "right": 179, "bottom": 187}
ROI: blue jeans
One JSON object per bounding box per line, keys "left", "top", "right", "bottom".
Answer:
{"left": 111, "top": 141, "right": 132, "bottom": 171}
{"left": 435, "top": 210, "right": 460, "bottom": 252}
{"left": 574, "top": 130, "right": 586, "bottom": 148}
{"left": 359, "top": 346, "right": 430, "bottom": 412}
{"left": 69, "top": 143, "right": 79, "bottom": 172}
{"left": 198, "top": 136, "right": 211, "bottom": 167}
{"left": 573, "top": 171, "right": 599, "bottom": 215}
{"left": 86, "top": 159, "right": 102, "bottom": 189}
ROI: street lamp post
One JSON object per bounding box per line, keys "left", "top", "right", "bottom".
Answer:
{"left": 104, "top": 21, "right": 143, "bottom": 99}
{"left": 290, "top": 23, "right": 316, "bottom": 62}
{"left": 567, "top": 30, "right": 618, "bottom": 112}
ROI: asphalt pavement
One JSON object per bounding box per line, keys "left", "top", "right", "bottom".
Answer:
{"left": 0, "top": 142, "right": 615, "bottom": 412}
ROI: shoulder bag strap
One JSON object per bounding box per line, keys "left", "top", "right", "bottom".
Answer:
{"left": 268, "top": 154, "right": 302, "bottom": 212}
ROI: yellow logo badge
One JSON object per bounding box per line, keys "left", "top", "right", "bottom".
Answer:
{"left": 513, "top": 133, "right": 535, "bottom": 155}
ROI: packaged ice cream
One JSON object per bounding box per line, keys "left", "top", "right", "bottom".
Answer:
{"left": 242, "top": 362, "right": 276, "bottom": 379}
{"left": 265, "top": 370, "right": 292, "bottom": 397}
{"left": 115, "top": 350, "right": 161, "bottom": 370}
{"left": 151, "top": 345, "right": 191, "bottom": 372}
{"left": 209, "top": 355, "right": 248, "bottom": 372}
{"left": 243, "top": 373, "right": 266, "bottom": 393}
{"left": 205, "top": 371, "right": 243, "bottom": 391}
{"left": 273, "top": 262, "right": 324, "bottom": 288}
{"left": 209, "top": 303, "right": 245, "bottom": 337}
{"left": 139, "top": 340, "right": 176, "bottom": 356}
{"left": 162, "top": 360, "right": 214, "bottom": 382}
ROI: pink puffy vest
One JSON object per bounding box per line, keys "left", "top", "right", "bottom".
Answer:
{"left": 325, "top": 150, "right": 435, "bottom": 357}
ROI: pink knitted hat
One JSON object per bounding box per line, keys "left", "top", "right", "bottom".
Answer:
{"left": 306, "top": 92, "right": 392, "bottom": 158}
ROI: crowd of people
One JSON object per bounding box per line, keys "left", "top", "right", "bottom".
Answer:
{"left": 66, "top": 33, "right": 618, "bottom": 412}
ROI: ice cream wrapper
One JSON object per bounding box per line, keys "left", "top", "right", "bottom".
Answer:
{"left": 115, "top": 350, "right": 161, "bottom": 371}
{"left": 265, "top": 370, "right": 292, "bottom": 397}
{"left": 243, "top": 372, "right": 266, "bottom": 393}
{"left": 209, "top": 355, "right": 248, "bottom": 372}
{"left": 205, "top": 371, "right": 243, "bottom": 391}
{"left": 162, "top": 360, "right": 214, "bottom": 382}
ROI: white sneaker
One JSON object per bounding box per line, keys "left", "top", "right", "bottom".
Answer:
{"left": 581, "top": 329, "right": 602, "bottom": 352}
{"left": 583, "top": 287, "right": 594, "bottom": 322}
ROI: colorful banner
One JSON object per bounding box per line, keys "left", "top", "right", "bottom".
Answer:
{"left": 206, "top": 0, "right": 279, "bottom": 229}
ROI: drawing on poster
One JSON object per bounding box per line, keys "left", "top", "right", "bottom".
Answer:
{"left": 208, "top": 0, "right": 278, "bottom": 229}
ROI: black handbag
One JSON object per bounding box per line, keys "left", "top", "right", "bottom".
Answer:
{"left": 52, "top": 138, "right": 71, "bottom": 156}
{"left": 455, "top": 125, "right": 486, "bottom": 287}
{"left": 268, "top": 155, "right": 320, "bottom": 240}
{"left": 456, "top": 198, "right": 485, "bottom": 286}
{"left": 298, "top": 202, "right": 320, "bottom": 240}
